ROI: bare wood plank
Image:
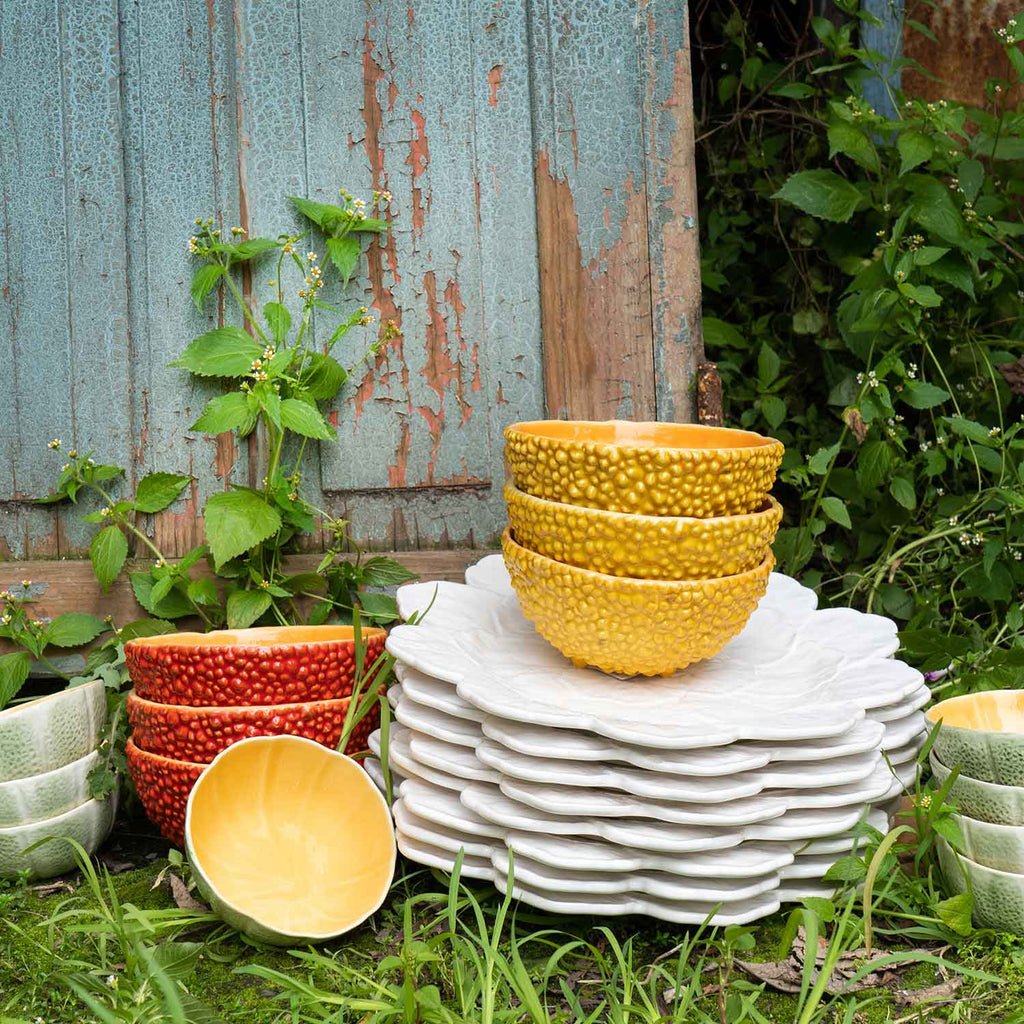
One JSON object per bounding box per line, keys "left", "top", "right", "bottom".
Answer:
{"left": 530, "top": 2, "right": 657, "bottom": 422}
{"left": 642, "top": 0, "right": 704, "bottom": 422}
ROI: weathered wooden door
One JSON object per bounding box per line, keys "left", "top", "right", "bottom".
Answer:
{"left": 1, "top": 0, "right": 701, "bottom": 574}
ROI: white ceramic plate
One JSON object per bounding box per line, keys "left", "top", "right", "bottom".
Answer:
{"left": 395, "top": 693, "right": 483, "bottom": 749}
{"left": 395, "top": 665, "right": 487, "bottom": 724}
{"left": 388, "top": 564, "right": 923, "bottom": 749}
{"left": 869, "top": 686, "right": 931, "bottom": 723}
{"left": 882, "top": 712, "right": 927, "bottom": 751}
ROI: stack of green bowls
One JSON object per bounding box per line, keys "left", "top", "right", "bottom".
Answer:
{"left": 929, "top": 690, "right": 1024, "bottom": 933}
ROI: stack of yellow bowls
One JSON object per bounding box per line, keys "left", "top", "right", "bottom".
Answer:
{"left": 502, "top": 420, "right": 785, "bottom": 677}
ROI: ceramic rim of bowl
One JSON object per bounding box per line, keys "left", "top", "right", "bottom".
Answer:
{"left": 503, "top": 527, "right": 776, "bottom": 590}
{"left": 505, "top": 419, "right": 782, "bottom": 454}
{"left": 0, "top": 678, "right": 104, "bottom": 721}
{"left": 126, "top": 690, "right": 356, "bottom": 716}
{"left": 125, "top": 624, "right": 386, "bottom": 651}
{"left": 927, "top": 690, "right": 1024, "bottom": 738}
{"left": 504, "top": 482, "right": 783, "bottom": 529}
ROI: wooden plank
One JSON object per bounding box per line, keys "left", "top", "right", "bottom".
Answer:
{"left": 0, "top": 550, "right": 481, "bottom": 649}
{"left": 641, "top": 0, "right": 703, "bottom": 422}
{"left": 530, "top": 0, "right": 658, "bottom": 422}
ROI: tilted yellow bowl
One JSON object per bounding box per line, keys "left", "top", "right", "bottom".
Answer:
{"left": 505, "top": 420, "right": 784, "bottom": 518}
{"left": 505, "top": 483, "right": 782, "bottom": 581}
{"left": 502, "top": 529, "right": 774, "bottom": 677}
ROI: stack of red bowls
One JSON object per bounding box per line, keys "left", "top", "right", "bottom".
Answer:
{"left": 124, "top": 625, "right": 387, "bottom": 845}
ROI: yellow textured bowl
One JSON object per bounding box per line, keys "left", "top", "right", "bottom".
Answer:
{"left": 505, "top": 420, "right": 783, "bottom": 517}
{"left": 502, "top": 529, "right": 774, "bottom": 677}
{"left": 505, "top": 484, "right": 782, "bottom": 581}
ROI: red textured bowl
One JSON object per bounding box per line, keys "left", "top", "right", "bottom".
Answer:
{"left": 127, "top": 705, "right": 381, "bottom": 846}
{"left": 127, "top": 692, "right": 380, "bottom": 765}
{"left": 125, "top": 625, "right": 387, "bottom": 707}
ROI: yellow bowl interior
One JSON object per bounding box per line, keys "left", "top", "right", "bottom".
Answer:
{"left": 927, "top": 691, "right": 1024, "bottom": 734}
{"left": 187, "top": 736, "right": 395, "bottom": 937}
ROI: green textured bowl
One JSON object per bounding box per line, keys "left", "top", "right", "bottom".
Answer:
{"left": 931, "top": 750, "right": 1024, "bottom": 825}
{"left": 928, "top": 690, "right": 1024, "bottom": 786}
{"left": 939, "top": 836, "right": 1024, "bottom": 934}
{"left": 957, "top": 813, "right": 1024, "bottom": 874}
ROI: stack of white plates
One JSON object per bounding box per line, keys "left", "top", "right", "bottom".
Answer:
{"left": 366, "top": 555, "right": 926, "bottom": 924}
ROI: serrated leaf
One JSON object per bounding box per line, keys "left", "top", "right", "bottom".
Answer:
{"left": 264, "top": 302, "right": 291, "bottom": 344}
{"left": 281, "top": 572, "right": 328, "bottom": 595}
{"left": 897, "top": 282, "right": 942, "bottom": 307}
{"left": 757, "top": 343, "right": 781, "bottom": 387}
{"left": 947, "top": 416, "right": 995, "bottom": 444}
{"left": 326, "top": 236, "right": 361, "bottom": 286}
{"left": 932, "top": 813, "right": 965, "bottom": 848}
{"left": 856, "top": 440, "right": 893, "bottom": 490}
{"left": 299, "top": 354, "right": 348, "bottom": 400}
{"left": 118, "top": 618, "right": 177, "bottom": 642}
{"left": 226, "top": 589, "right": 273, "bottom": 629}
{"left": 958, "top": 158, "right": 985, "bottom": 203}
{"left": 820, "top": 495, "right": 852, "bottom": 528}
{"left": 190, "top": 391, "right": 255, "bottom": 435}
{"left": 360, "top": 556, "right": 419, "bottom": 587}
{"left": 897, "top": 129, "right": 933, "bottom": 176}
{"left": 191, "top": 263, "right": 225, "bottom": 312}
{"left": 149, "top": 576, "right": 176, "bottom": 606}
{"left": 130, "top": 572, "right": 194, "bottom": 619}
{"left": 889, "top": 476, "right": 917, "bottom": 509}
{"left": 925, "top": 254, "right": 975, "bottom": 299}
{"left": 808, "top": 442, "right": 840, "bottom": 476}
{"left": 912, "top": 246, "right": 949, "bottom": 265}
{"left": 288, "top": 196, "right": 349, "bottom": 234}
{"left": 761, "top": 395, "right": 786, "bottom": 429}
{"left": 231, "top": 237, "right": 278, "bottom": 260}
{"left": 792, "top": 309, "right": 826, "bottom": 335}
{"left": 828, "top": 121, "right": 879, "bottom": 172}
{"left": 357, "top": 591, "right": 400, "bottom": 623}
{"left": 134, "top": 472, "right": 192, "bottom": 514}
{"left": 150, "top": 940, "right": 204, "bottom": 979}
{"left": 770, "top": 81, "right": 815, "bottom": 99}
{"left": 772, "top": 170, "right": 862, "bottom": 223}
{"left": 169, "top": 327, "right": 264, "bottom": 378}
{"left": 203, "top": 490, "right": 282, "bottom": 567}
{"left": 935, "top": 892, "right": 973, "bottom": 936}
{"left": 280, "top": 398, "right": 336, "bottom": 440}
{"left": 46, "top": 613, "right": 107, "bottom": 648}
{"left": 901, "top": 381, "right": 951, "bottom": 409}
{"left": 0, "top": 652, "right": 31, "bottom": 711}
{"left": 90, "top": 525, "right": 128, "bottom": 593}
{"left": 186, "top": 578, "right": 220, "bottom": 606}
{"left": 823, "top": 855, "right": 867, "bottom": 882}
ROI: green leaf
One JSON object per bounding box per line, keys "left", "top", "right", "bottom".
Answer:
{"left": 226, "top": 589, "right": 273, "bottom": 629}
{"left": 190, "top": 263, "right": 225, "bottom": 312}
{"left": 281, "top": 572, "right": 328, "bottom": 595}
{"left": 906, "top": 174, "right": 967, "bottom": 245}
{"left": 299, "top": 354, "right": 348, "bottom": 401}
{"left": 231, "top": 238, "right": 278, "bottom": 260}
{"left": 827, "top": 121, "right": 879, "bottom": 172}
{"left": 757, "top": 343, "right": 781, "bottom": 387}
{"left": 326, "top": 236, "right": 362, "bottom": 286}
{"left": 792, "top": 309, "right": 827, "bottom": 335}
{"left": 947, "top": 416, "right": 996, "bottom": 444}
{"left": 760, "top": 395, "right": 786, "bottom": 429}
{"left": 901, "top": 381, "right": 951, "bottom": 409}
{"left": 134, "top": 472, "right": 192, "bottom": 514}
{"left": 203, "top": 490, "right": 282, "bottom": 568}
{"left": 808, "top": 442, "right": 840, "bottom": 476}
{"left": 769, "top": 81, "right": 815, "bottom": 99}
{"left": 255, "top": 383, "right": 282, "bottom": 430}
{"left": 118, "top": 618, "right": 177, "bottom": 642}
{"left": 889, "top": 476, "right": 917, "bottom": 510}
{"left": 265, "top": 347, "right": 295, "bottom": 378}
{"left": 360, "top": 556, "right": 419, "bottom": 587}
{"left": 151, "top": 940, "right": 204, "bottom": 980}
{"left": 897, "top": 129, "right": 933, "bottom": 176}
{"left": 935, "top": 892, "right": 973, "bottom": 937}
{"left": 702, "top": 317, "right": 745, "bottom": 349}
{"left": 857, "top": 441, "right": 893, "bottom": 490}
{"left": 823, "top": 855, "right": 867, "bottom": 883}
{"left": 288, "top": 196, "right": 350, "bottom": 234}
{"left": 357, "top": 591, "right": 400, "bottom": 623}
{"left": 129, "top": 572, "right": 195, "bottom": 619}
{"left": 169, "top": 327, "right": 264, "bottom": 378}
{"left": 0, "top": 652, "right": 31, "bottom": 711}
{"left": 925, "top": 255, "right": 975, "bottom": 299}
{"left": 190, "top": 392, "right": 256, "bottom": 435}
{"left": 45, "top": 613, "right": 107, "bottom": 648}
{"left": 897, "top": 282, "right": 942, "bottom": 307}
{"left": 149, "top": 576, "right": 176, "bottom": 606}
{"left": 932, "top": 813, "right": 965, "bottom": 848}
{"left": 186, "top": 578, "right": 221, "bottom": 606}
{"left": 263, "top": 302, "right": 292, "bottom": 345}
{"left": 280, "top": 398, "right": 337, "bottom": 440}
{"left": 913, "top": 246, "right": 949, "bottom": 266}
{"left": 90, "top": 525, "right": 128, "bottom": 593}
{"left": 820, "top": 495, "right": 852, "bottom": 528}
{"left": 958, "top": 158, "right": 984, "bottom": 203}
{"left": 772, "top": 170, "right": 862, "bottom": 223}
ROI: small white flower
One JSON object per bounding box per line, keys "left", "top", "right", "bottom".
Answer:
{"left": 936, "top": 487, "right": 944, "bottom": 496}
{"left": 989, "top": 426, "right": 1001, "bottom": 437}
{"left": 949, "top": 515, "right": 959, "bottom": 526}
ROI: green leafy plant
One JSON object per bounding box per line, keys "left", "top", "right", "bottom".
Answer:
{"left": 698, "top": 2, "right": 1024, "bottom": 698}
{"left": 41, "top": 187, "right": 414, "bottom": 632}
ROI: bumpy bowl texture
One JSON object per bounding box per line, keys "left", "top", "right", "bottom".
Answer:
{"left": 505, "top": 420, "right": 783, "bottom": 518}
{"left": 127, "top": 692, "right": 379, "bottom": 764}
{"left": 0, "top": 795, "right": 116, "bottom": 879}
{"left": 0, "top": 750, "right": 99, "bottom": 828}
{"left": 502, "top": 529, "right": 774, "bottom": 676}
{"left": 127, "top": 740, "right": 206, "bottom": 847}
{"left": 957, "top": 813, "right": 1024, "bottom": 874}
{"left": 939, "top": 836, "right": 1024, "bottom": 933}
{"left": 185, "top": 736, "right": 396, "bottom": 944}
{"left": 0, "top": 681, "right": 106, "bottom": 783}
{"left": 505, "top": 483, "right": 782, "bottom": 581}
{"left": 928, "top": 690, "right": 1024, "bottom": 786}
{"left": 125, "top": 625, "right": 387, "bottom": 707}
{"left": 930, "top": 750, "right": 1024, "bottom": 826}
